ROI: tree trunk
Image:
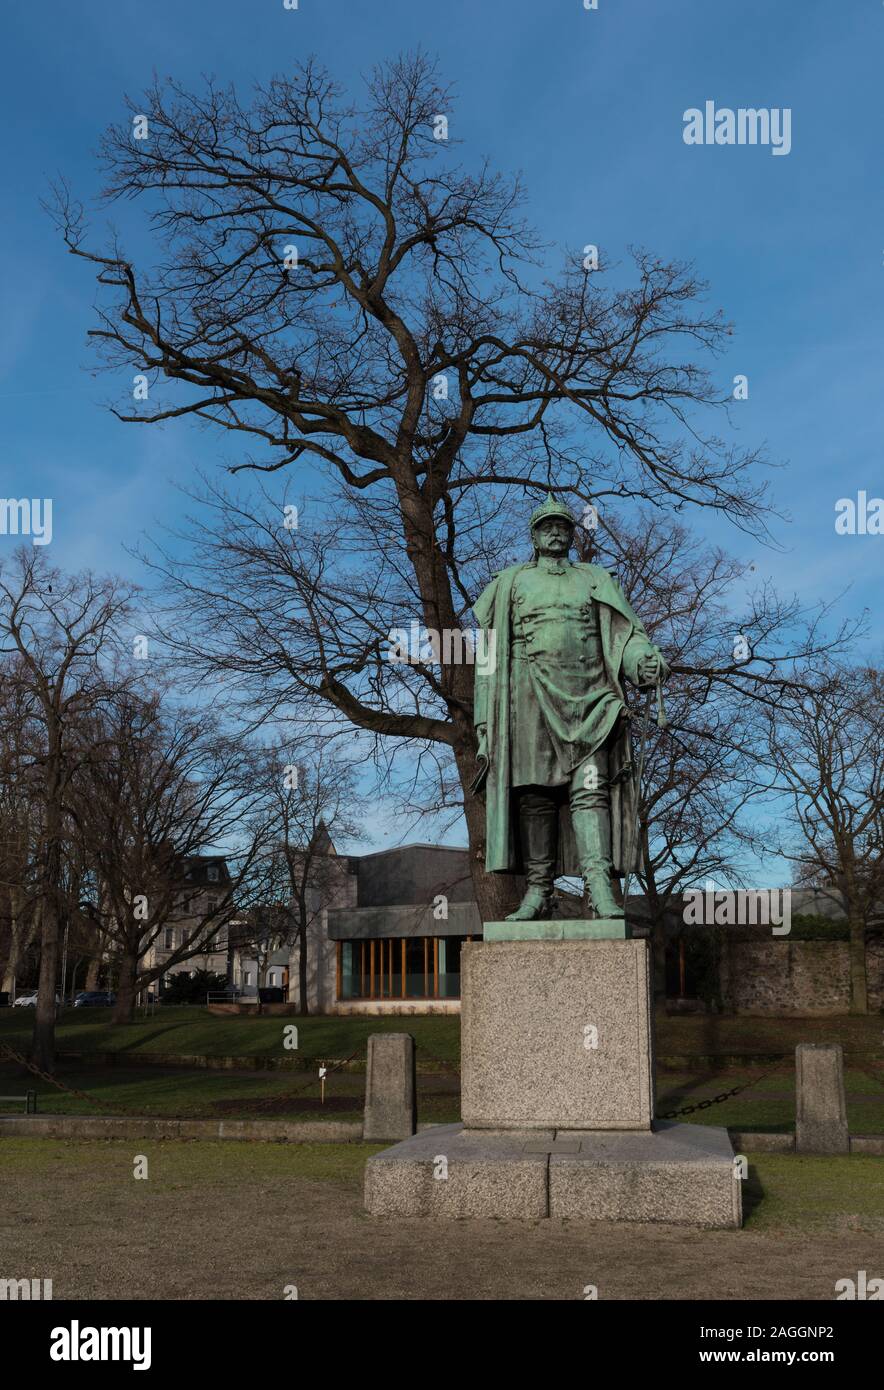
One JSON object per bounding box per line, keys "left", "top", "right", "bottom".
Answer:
{"left": 401, "top": 491, "right": 524, "bottom": 923}
{"left": 112, "top": 951, "right": 139, "bottom": 1024}
{"left": 69, "top": 956, "right": 86, "bottom": 999}
{"left": 85, "top": 956, "right": 101, "bottom": 990}
{"left": 254, "top": 953, "right": 264, "bottom": 1015}
{"left": 640, "top": 834, "right": 667, "bottom": 1011}
{"left": 32, "top": 828, "right": 62, "bottom": 1071}
{"left": 2, "top": 889, "right": 32, "bottom": 995}
{"left": 298, "top": 910, "right": 310, "bottom": 1017}
{"left": 32, "top": 905, "right": 59, "bottom": 1071}
{"left": 649, "top": 912, "right": 667, "bottom": 1009}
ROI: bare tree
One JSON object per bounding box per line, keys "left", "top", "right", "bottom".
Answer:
{"left": 0, "top": 662, "right": 43, "bottom": 997}
{"left": 766, "top": 662, "right": 884, "bottom": 1014}
{"left": 575, "top": 515, "right": 861, "bottom": 1006}
{"left": 72, "top": 688, "right": 274, "bottom": 1023}
{"left": 0, "top": 550, "right": 136, "bottom": 1067}
{"left": 50, "top": 53, "right": 783, "bottom": 919}
{"left": 244, "top": 744, "right": 366, "bottom": 1014}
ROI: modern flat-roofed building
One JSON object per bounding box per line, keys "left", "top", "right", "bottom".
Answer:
{"left": 226, "top": 834, "right": 480, "bottom": 1013}
{"left": 326, "top": 841, "right": 481, "bottom": 1015}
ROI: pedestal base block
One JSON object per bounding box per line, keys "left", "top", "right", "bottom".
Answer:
{"left": 364, "top": 1122, "right": 741, "bottom": 1228}
{"left": 550, "top": 1121, "right": 741, "bottom": 1228}
{"left": 364, "top": 1122, "right": 550, "bottom": 1219}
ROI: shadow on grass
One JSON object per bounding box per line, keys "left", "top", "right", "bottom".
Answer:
{"left": 741, "top": 1164, "right": 766, "bottom": 1223}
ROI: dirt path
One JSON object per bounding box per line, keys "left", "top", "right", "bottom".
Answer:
{"left": 3, "top": 1142, "right": 881, "bottom": 1301}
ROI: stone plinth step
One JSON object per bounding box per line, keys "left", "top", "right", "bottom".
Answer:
{"left": 549, "top": 1121, "right": 741, "bottom": 1227}
{"left": 364, "top": 1122, "right": 550, "bottom": 1219}
{"left": 365, "top": 1122, "right": 741, "bottom": 1229}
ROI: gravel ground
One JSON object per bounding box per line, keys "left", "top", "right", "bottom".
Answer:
{"left": 2, "top": 1138, "right": 882, "bottom": 1301}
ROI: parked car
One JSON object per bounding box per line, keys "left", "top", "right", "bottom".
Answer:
{"left": 73, "top": 991, "right": 116, "bottom": 1008}
{"left": 13, "top": 991, "right": 61, "bottom": 1007}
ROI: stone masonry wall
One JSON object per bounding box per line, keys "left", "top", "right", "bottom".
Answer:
{"left": 719, "top": 939, "right": 884, "bottom": 1014}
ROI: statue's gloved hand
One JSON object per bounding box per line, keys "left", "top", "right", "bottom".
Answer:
{"left": 476, "top": 724, "right": 489, "bottom": 762}
{"left": 637, "top": 654, "right": 660, "bottom": 687}
{"left": 637, "top": 647, "right": 669, "bottom": 688}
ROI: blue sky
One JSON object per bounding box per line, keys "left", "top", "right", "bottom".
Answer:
{"left": 2, "top": 0, "right": 882, "bottom": 862}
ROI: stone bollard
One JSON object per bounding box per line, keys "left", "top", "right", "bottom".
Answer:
{"left": 363, "top": 1033, "right": 417, "bottom": 1141}
{"left": 795, "top": 1043, "right": 849, "bottom": 1154}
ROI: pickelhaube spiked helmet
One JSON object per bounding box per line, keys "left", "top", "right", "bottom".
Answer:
{"left": 529, "top": 492, "right": 576, "bottom": 531}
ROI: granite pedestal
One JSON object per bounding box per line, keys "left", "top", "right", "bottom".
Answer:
{"left": 462, "top": 938, "right": 654, "bottom": 1130}
{"left": 365, "top": 937, "right": 740, "bottom": 1228}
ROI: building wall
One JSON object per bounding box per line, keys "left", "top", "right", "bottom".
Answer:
{"left": 286, "top": 911, "right": 338, "bottom": 1012}
{"left": 354, "top": 844, "right": 473, "bottom": 908}
{"left": 142, "top": 889, "right": 231, "bottom": 992}
{"left": 281, "top": 854, "right": 358, "bottom": 1011}
{"left": 233, "top": 945, "right": 289, "bottom": 997}
{"left": 719, "top": 939, "right": 884, "bottom": 1014}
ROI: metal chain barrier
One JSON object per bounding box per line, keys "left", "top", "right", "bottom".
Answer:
{"left": 2, "top": 1041, "right": 811, "bottom": 1121}
{"left": 276, "top": 1050, "right": 361, "bottom": 1095}
{"left": 0, "top": 1041, "right": 120, "bottom": 1110}
{"left": 854, "top": 1060, "right": 884, "bottom": 1094}
{"left": 655, "top": 1055, "right": 788, "bottom": 1119}
{"left": 0, "top": 1041, "right": 366, "bottom": 1116}
{"left": 417, "top": 1050, "right": 460, "bottom": 1076}
{"left": 416, "top": 1051, "right": 791, "bottom": 1116}
{"left": 226, "top": 1048, "right": 366, "bottom": 1112}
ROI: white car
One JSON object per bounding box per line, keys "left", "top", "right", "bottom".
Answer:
{"left": 12, "top": 992, "right": 60, "bottom": 1007}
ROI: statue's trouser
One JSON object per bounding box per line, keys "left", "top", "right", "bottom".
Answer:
{"left": 570, "top": 745, "right": 624, "bottom": 919}
{"left": 513, "top": 789, "right": 559, "bottom": 917}
{"left": 512, "top": 742, "right": 623, "bottom": 920}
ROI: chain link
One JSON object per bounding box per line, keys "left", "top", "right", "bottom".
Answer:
{"left": 655, "top": 1055, "right": 788, "bottom": 1119}
{"left": 855, "top": 1060, "right": 884, "bottom": 1094}
{"left": 0, "top": 1042, "right": 119, "bottom": 1109}
{"left": 0, "top": 1042, "right": 365, "bottom": 1115}
{"left": 2, "top": 1042, "right": 817, "bottom": 1122}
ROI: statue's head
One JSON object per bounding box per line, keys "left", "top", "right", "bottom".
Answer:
{"left": 529, "top": 493, "right": 576, "bottom": 559}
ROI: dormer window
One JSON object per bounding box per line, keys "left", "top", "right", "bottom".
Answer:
{"left": 207, "top": 866, "right": 219, "bottom": 882}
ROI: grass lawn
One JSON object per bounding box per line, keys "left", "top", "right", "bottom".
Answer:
{"left": 0, "top": 1059, "right": 460, "bottom": 1124}
{"left": 2, "top": 1006, "right": 883, "bottom": 1130}
{"left": 1, "top": 1007, "right": 882, "bottom": 1065}
{"left": 742, "top": 1153, "right": 884, "bottom": 1232}
{"left": 0, "top": 1006, "right": 461, "bottom": 1062}
{"left": 3, "top": 1058, "right": 883, "bottom": 1132}
{"left": 2, "top": 1137, "right": 881, "bottom": 1300}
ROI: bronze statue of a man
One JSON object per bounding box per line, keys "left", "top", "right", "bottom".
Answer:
{"left": 473, "top": 495, "right": 668, "bottom": 922}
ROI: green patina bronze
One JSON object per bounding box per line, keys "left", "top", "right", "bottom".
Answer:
{"left": 472, "top": 495, "right": 668, "bottom": 932}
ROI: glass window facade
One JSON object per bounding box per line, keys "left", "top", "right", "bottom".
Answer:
{"left": 338, "top": 936, "right": 469, "bottom": 1000}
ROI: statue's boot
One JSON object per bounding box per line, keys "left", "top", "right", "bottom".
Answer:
{"left": 572, "top": 806, "right": 624, "bottom": 919}
{"left": 506, "top": 793, "right": 557, "bottom": 921}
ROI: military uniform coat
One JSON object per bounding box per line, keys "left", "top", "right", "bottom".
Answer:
{"left": 473, "top": 560, "right": 667, "bottom": 876}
